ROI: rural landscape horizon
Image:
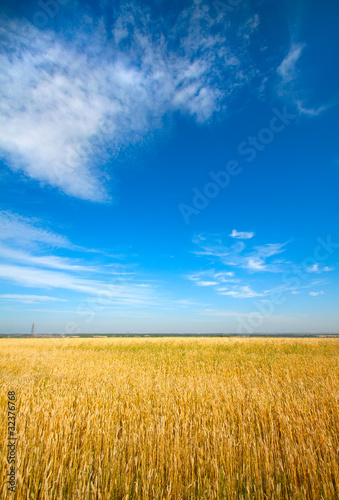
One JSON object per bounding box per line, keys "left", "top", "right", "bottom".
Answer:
{"left": 0, "top": 0, "right": 338, "bottom": 336}
{"left": 1, "top": 0, "right": 338, "bottom": 498}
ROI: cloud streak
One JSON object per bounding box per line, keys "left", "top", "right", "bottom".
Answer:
{"left": 277, "top": 43, "right": 305, "bottom": 82}
{"left": 0, "top": 263, "right": 158, "bottom": 306}
{"left": 193, "top": 234, "right": 288, "bottom": 273}
{"left": 187, "top": 269, "right": 262, "bottom": 299}
{"left": 276, "top": 42, "right": 336, "bottom": 118}
{"left": 0, "top": 6, "right": 256, "bottom": 201}
{"left": 0, "top": 294, "right": 66, "bottom": 304}
{"left": 230, "top": 229, "right": 255, "bottom": 239}
{"left": 0, "top": 210, "right": 71, "bottom": 249}
{"left": 306, "top": 263, "right": 334, "bottom": 274}
{"left": 0, "top": 245, "right": 97, "bottom": 272}
{"left": 0, "top": 210, "right": 160, "bottom": 309}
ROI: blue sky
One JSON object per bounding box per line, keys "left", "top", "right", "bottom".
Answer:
{"left": 0, "top": 0, "right": 338, "bottom": 334}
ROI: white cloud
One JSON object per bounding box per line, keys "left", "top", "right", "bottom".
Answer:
{"left": 0, "top": 26, "right": 109, "bottom": 201}
{"left": 265, "top": 279, "right": 327, "bottom": 296}
{"left": 238, "top": 14, "right": 260, "bottom": 40}
{"left": 0, "top": 294, "right": 66, "bottom": 304}
{"left": 196, "top": 281, "right": 218, "bottom": 287}
{"left": 252, "top": 243, "right": 287, "bottom": 259}
{"left": 307, "top": 263, "right": 320, "bottom": 273}
{"left": 277, "top": 43, "right": 305, "bottom": 82}
{"left": 186, "top": 268, "right": 263, "bottom": 299}
{"left": 276, "top": 42, "right": 334, "bottom": 118}
{"left": 0, "top": 210, "right": 103, "bottom": 256}
{"left": 247, "top": 14, "right": 260, "bottom": 31}
{"left": 230, "top": 229, "right": 255, "bottom": 239}
{"left": 188, "top": 233, "right": 333, "bottom": 301}
{"left": 214, "top": 271, "right": 235, "bottom": 280}
{"left": 0, "top": 210, "right": 70, "bottom": 248}
{"left": 0, "top": 245, "right": 97, "bottom": 272}
{"left": 187, "top": 270, "right": 238, "bottom": 285}
{"left": 0, "top": 264, "right": 157, "bottom": 306}
{"left": 0, "top": 210, "right": 159, "bottom": 308}
{"left": 193, "top": 235, "right": 288, "bottom": 273}
{"left": 0, "top": 8, "right": 253, "bottom": 201}
{"left": 246, "top": 258, "right": 266, "bottom": 271}
{"left": 174, "top": 299, "right": 209, "bottom": 308}
{"left": 241, "top": 244, "right": 288, "bottom": 272}
{"left": 296, "top": 101, "right": 330, "bottom": 116}
{"left": 309, "top": 291, "right": 325, "bottom": 297}
{"left": 219, "top": 285, "right": 263, "bottom": 298}
{"left": 306, "top": 263, "right": 334, "bottom": 273}
{"left": 199, "top": 310, "right": 250, "bottom": 317}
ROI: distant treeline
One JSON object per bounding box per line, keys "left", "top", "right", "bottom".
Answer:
{"left": 1, "top": 333, "right": 339, "bottom": 338}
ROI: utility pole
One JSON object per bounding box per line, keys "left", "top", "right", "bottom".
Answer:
{"left": 30, "top": 322, "right": 35, "bottom": 338}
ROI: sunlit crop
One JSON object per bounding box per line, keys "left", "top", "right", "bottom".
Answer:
{"left": 1, "top": 337, "right": 339, "bottom": 499}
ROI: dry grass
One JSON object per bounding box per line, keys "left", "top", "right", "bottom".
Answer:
{"left": 1, "top": 337, "right": 339, "bottom": 499}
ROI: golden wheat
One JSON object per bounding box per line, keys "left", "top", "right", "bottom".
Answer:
{"left": 1, "top": 337, "right": 339, "bottom": 499}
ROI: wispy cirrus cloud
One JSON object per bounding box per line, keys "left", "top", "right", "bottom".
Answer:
{"left": 0, "top": 294, "right": 66, "bottom": 304}
{"left": 296, "top": 101, "right": 331, "bottom": 116}
{"left": 193, "top": 233, "right": 288, "bottom": 273}
{"left": 187, "top": 231, "right": 335, "bottom": 301}
{"left": 306, "top": 263, "right": 334, "bottom": 274}
{"left": 218, "top": 285, "right": 263, "bottom": 298}
{"left": 0, "top": 3, "right": 259, "bottom": 202}
{"left": 0, "top": 245, "right": 98, "bottom": 273}
{"left": 0, "top": 210, "right": 71, "bottom": 249}
{"left": 199, "top": 310, "right": 250, "bottom": 318}
{"left": 277, "top": 43, "right": 305, "bottom": 82}
{"left": 187, "top": 233, "right": 334, "bottom": 300}
{"left": 230, "top": 229, "right": 255, "bottom": 239}
{"left": 0, "top": 210, "right": 105, "bottom": 256}
{"left": 264, "top": 279, "right": 328, "bottom": 296}
{"left": 276, "top": 41, "right": 336, "bottom": 117}
{"left": 186, "top": 269, "right": 262, "bottom": 299}
{"left": 0, "top": 210, "right": 160, "bottom": 309}
{"left": 0, "top": 263, "right": 158, "bottom": 306}
{"left": 195, "top": 280, "right": 219, "bottom": 287}
{"left": 187, "top": 270, "right": 238, "bottom": 285}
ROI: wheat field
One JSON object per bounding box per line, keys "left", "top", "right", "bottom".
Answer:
{"left": 1, "top": 337, "right": 339, "bottom": 499}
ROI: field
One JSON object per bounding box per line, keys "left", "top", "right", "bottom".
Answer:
{"left": 1, "top": 337, "right": 339, "bottom": 499}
